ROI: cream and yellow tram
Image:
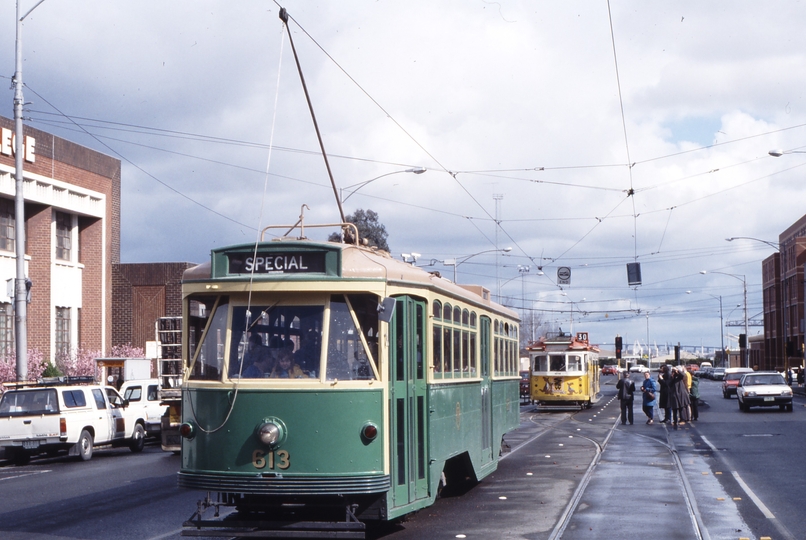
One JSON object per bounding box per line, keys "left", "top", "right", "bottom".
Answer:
{"left": 527, "top": 331, "right": 601, "bottom": 409}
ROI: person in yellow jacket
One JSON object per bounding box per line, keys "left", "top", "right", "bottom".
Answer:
{"left": 684, "top": 367, "right": 692, "bottom": 391}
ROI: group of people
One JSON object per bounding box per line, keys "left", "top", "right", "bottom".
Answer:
{"left": 239, "top": 333, "right": 308, "bottom": 379}
{"left": 616, "top": 365, "right": 700, "bottom": 428}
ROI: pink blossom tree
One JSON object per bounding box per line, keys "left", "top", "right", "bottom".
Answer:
{"left": 0, "top": 349, "right": 48, "bottom": 383}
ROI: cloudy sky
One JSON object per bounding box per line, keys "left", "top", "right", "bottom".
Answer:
{"left": 2, "top": 1, "right": 805, "bottom": 353}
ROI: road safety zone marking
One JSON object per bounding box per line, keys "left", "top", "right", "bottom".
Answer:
{"left": 0, "top": 469, "right": 52, "bottom": 482}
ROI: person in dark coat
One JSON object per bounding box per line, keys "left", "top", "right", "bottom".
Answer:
{"left": 668, "top": 366, "right": 691, "bottom": 427}
{"left": 657, "top": 365, "right": 672, "bottom": 423}
{"left": 616, "top": 371, "right": 635, "bottom": 425}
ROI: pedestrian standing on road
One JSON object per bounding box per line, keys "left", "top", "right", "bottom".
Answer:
{"left": 617, "top": 371, "right": 635, "bottom": 425}
{"left": 640, "top": 371, "right": 657, "bottom": 424}
{"left": 668, "top": 366, "right": 691, "bottom": 427}
{"left": 683, "top": 367, "right": 693, "bottom": 420}
{"left": 657, "top": 365, "right": 671, "bottom": 423}
{"left": 689, "top": 369, "right": 700, "bottom": 421}
{"left": 798, "top": 367, "right": 804, "bottom": 387}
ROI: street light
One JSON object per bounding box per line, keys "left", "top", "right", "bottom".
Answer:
{"left": 769, "top": 149, "right": 806, "bottom": 157}
{"left": 340, "top": 167, "right": 426, "bottom": 204}
{"left": 700, "top": 270, "right": 748, "bottom": 368}
{"left": 727, "top": 237, "right": 786, "bottom": 371}
{"left": 444, "top": 247, "right": 512, "bottom": 282}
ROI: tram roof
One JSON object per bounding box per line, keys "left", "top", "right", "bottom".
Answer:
{"left": 182, "top": 238, "right": 519, "bottom": 320}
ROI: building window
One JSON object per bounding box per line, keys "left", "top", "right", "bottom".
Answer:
{"left": 0, "top": 199, "right": 14, "bottom": 252}
{"left": 55, "top": 307, "right": 71, "bottom": 358}
{"left": 55, "top": 211, "right": 72, "bottom": 261}
{"left": 0, "top": 303, "right": 13, "bottom": 356}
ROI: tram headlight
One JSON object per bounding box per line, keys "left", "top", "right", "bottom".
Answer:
{"left": 179, "top": 422, "right": 195, "bottom": 440}
{"left": 256, "top": 417, "right": 287, "bottom": 448}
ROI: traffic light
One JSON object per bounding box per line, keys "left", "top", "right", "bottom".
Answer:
{"left": 615, "top": 336, "right": 622, "bottom": 359}
{"left": 739, "top": 334, "right": 747, "bottom": 349}
{"left": 674, "top": 345, "right": 680, "bottom": 362}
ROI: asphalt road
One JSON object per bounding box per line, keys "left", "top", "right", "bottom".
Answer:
{"left": 1, "top": 375, "right": 803, "bottom": 540}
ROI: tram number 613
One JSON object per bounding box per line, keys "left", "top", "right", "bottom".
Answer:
{"left": 252, "top": 449, "right": 290, "bottom": 470}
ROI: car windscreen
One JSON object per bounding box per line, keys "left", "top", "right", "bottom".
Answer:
{"left": 742, "top": 375, "right": 785, "bottom": 386}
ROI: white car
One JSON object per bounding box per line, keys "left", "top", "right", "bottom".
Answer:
{"left": 737, "top": 372, "right": 793, "bottom": 412}
{"left": 629, "top": 364, "right": 649, "bottom": 373}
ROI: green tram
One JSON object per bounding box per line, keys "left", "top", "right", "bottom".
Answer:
{"left": 177, "top": 225, "right": 521, "bottom": 537}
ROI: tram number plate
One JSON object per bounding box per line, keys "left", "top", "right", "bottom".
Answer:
{"left": 252, "top": 449, "right": 290, "bottom": 470}
{"left": 763, "top": 397, "right": 774, "bottom": 402}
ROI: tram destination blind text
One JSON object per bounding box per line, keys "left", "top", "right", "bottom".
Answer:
{"left": 228, "top": 251, "right": 327, "bottom": 275}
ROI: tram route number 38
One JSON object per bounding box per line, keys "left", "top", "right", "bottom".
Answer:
{"left": 252, "top": 449, "right": 291, "bottom": 470}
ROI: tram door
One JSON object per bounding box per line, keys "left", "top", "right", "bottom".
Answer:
{"left": 389, "top": 296, "right": 429, "bottom": 507}
{"left": 479, "top": 316, "right": 493, "bottom": 465}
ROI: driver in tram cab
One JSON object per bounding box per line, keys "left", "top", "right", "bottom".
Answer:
{"left": 271, "top": 349, "right": 307, "bottom": 379}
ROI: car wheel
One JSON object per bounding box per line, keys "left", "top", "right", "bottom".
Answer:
{"left": 78, "top": 429, "right": 94, "bottom": 461}
{"left": 723, "top": 391, "right": 729, "bottom": 399}
{"left": 786, "top": 403, "right": 793, "bottom": 412}
{"left": 129, "top": 424, "right": 146, "bottom": 453}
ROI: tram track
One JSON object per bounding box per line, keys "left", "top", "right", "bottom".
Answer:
{"left": 512, "top": 396, "right": 710, "bottom": 540}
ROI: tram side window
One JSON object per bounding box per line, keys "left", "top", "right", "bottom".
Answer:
{"left": 326, "top": 295, "right": 377, "bottom": 381}
{"left": 432, "top": 325, "right": 443, "bottom": 378}
{"left": 568, "top": 354, "right": 583, "bottom": 372}
{"left": 188, "top": 296, "right": 229, "bottom": 381}
{"left": 549, "top": 354, "right": 566, "bottom": 372}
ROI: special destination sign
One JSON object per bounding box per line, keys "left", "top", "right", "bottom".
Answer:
{"left": 227, "top": 251, "right": 327, "bottom": 275}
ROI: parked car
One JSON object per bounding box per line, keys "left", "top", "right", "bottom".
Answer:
{"left": 519, "top": 371, "right": 530, "bottom": 401}
{"left": 601, "top": 365, "right": 618, "bottom": 375}
{"left": 737, "top": 371, "right": 793, "bottom": 412}
{"left": 686, "top": 364, "right": 699, "bottom": 372}
{"left": 629, "top": 364, "right": 649, "bottom": 373}
{"left": 698, "top": 367, "right": 713, "bottom": 379}
{"left": 711, "top": 368, "right": 726, "bottom": 381}
{"left": 721, "top": 368, "right": 753, "bottom": 398}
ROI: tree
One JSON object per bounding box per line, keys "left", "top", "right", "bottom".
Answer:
{"left": 328, "top": 209, "right": 390, "bottom": 252}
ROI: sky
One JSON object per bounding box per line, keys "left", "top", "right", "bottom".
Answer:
{"left": 2, "top": 0, "right": 806, "bottom": 354}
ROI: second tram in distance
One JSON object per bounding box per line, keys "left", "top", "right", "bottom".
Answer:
{"left": 527, "top": 331, "right": 601, "bottom": 410}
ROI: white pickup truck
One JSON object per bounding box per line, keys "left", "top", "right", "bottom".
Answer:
{"left": 0, "top": 378, "right": 148, "bottom": 464}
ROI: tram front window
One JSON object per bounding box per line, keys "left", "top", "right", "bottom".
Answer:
{"left": 188, "top": 296, "right": 229, "bottom": 381}
{"left": 229, "top": 305, "right": 324, "bottom": 379}
{"left": 549, "top": 354, "right": 566, "bottom": 372}
{"left": 568, "top": 354, "right": 582, "bottom": 372}
{"left": 326, "top": 295, "right": 379, "bottom": 381}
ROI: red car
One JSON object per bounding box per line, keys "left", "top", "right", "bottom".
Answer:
{"left": 601, "top": 365, "right": 617, "bottom": 375}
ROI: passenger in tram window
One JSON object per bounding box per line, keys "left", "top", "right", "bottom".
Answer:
{"left": 616, "top": 371, "right": 635, "bottom": 425}
{"left": 242, "top": 348, "right": 273, "bottom": 378}
{"left": 272, "top": 349, "right": 307, "bottom": 379}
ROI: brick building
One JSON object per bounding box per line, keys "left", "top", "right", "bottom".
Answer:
{"left": 112, "top": 262, "right": 194, "bottom": 351}
{"left": 762, "top": 213, "right": 806, "bottom": 371}
{"left": 0, "top": 115, "right": 119, "bottom": 362}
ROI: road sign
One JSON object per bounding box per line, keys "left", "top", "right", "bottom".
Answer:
{"left": 557, "top": 266, "right": 571, "bottom": 285}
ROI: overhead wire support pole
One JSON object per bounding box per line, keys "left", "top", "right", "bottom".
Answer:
{"left": 279, "top": 8, "right": 346, "bottom": 225}
{"left": 13, "top": 0, "right": 38, "bottom": 382}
